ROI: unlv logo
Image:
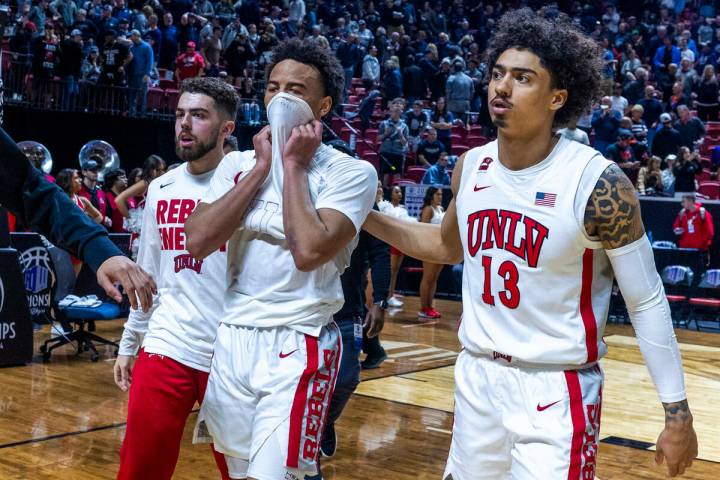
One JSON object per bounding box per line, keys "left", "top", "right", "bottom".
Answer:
{"left": 478, "top": 157, "right": 493, "bottom": 172}
{"left": 174, "top": 254, "right": 203, "bottom": 274}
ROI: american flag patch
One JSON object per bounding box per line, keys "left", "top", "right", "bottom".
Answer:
{"left": 535, "top": 192, "right": 557, "bottom": 207}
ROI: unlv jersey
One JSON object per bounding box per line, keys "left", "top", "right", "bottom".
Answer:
{"left": 456, "top": 136, "right": 615, "bottom": 366}
{"left": 119, "top": 163, "right": 227, "bottom": 372}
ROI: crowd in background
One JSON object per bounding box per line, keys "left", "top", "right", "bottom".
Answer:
{"left": 5, "top": 0, "right": 720, "bottom": 195}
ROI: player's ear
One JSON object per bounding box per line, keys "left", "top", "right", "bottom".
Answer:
{"left": 319, "top": 96, "right": 332, "bottom": 117}
{"left": 549, "top": 88, "right": 568, "bottom": 112}
{"left": 223, "top": 120, "right": 236, "bottom": 137}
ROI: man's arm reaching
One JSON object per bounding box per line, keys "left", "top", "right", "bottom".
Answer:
{"left": 585, "top": 163, "right": 698, "bottom": 478}
{"left": 362, "top": 153, "right": 465, "bottom": 265}
{"left": 186, "top": 127, "right": 272, "bottom": 260}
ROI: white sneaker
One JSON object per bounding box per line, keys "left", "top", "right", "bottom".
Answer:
{"left": 387, "top": 296, "right": 404, "bottom": 308}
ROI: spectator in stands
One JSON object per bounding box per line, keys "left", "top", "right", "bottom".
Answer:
{"left": 382, "top": 58, "right": 403, "bottom": 105}
{"left": 100, "top": 29, "right": 131, "bottom": 86}
{"left": 557, "top": 117, "right": 590, "bottom": 145}
{"left": 404, "top": 100, "right": 429, "bottom": 152}
{"left": 430, "top": 96, "right": 455, "bottom": 152}
{"left": 446, "top": 60, "right": 473, "bottom": 122}
{"left": 158, "top": 13, "right": 178, "bottom": 70}
{"left": 591, "top": 96, "right": 621, "bottom": 155}
{"left": 418, "top": 186, "right": 444, "bottom": 319}
{"left": 654, "top": 34, "right": 681, "bottom": 72}
{"left": 57, "top": 29, "right": 83, "bottom": 109}
{"left": 670, "top": 81, "right": 690, "bottom": 114}
{"left": 336, "top": 33, "right": 363, "bottom": 101}
{"left": 653, "top": 113, "right": 683, "bottom": 160}
{"left": 79, "top": 158, "right": 110, "bottom": 228}
{"left": 639, "top": 85, "right": 664, "bottom": 144}
{"left": 57, "top": 168, "right": 103, "bottom": 225}
{"left": 429, "top": 57, "right": 450, "bottom": 100}
{"left": 599, "top": 36, "right": 616, "bottom": 95}
{"left": 637, "top": 155, "right": 663, "bottom": 195}
{"left": 402, "top": 55, "right": 426, "bottom": 105}
{"left": 605, "top": 129, "right": 640, "bottom": 170}
{"left": 659, "top": 63, "right": 678, "bottom": 102}
{"left": 662, "top": 154, "right": 677, "bottom": 195}
{"left": 362, "top": 45, "right": 381, "bottom": 84}
{"left": 128, "top": 30, "right": 153, "bottom": 116}
{"left": 50, "top": 0, "right": 76, "bottom": 28}
{"left": 378, "top": 101, "right": 409, "bottom": 186}
{"left": 102, "top": 168, "right": 128, "bottom": 233}
{"left": 201, "top": 26, "right": 223, "bottom": 77}
{"left": 416, "top": 127, "right": 444, "bottom": 166}
{"left": 623, "top": 67, "right": 646, "bottom": 105}
{"left": 143, "top": 14, "right": 162, "bottom": 62}
{"left": 630, "top": 104, "right": 649, "bottom": 145}
{"left": 674, "top": 146, "right": 703, "bottom": 193}
{"left": 81, "top": 45, "right": 102, "bottom": 85}
{"left": 225, "top": 33, "right": 256, "bottom": 87}
{"left": 674, "top": 194, "right": 714, "bottom": 258}
{"left": 621, "top": 47, "right": 641, "bottom": 78}
{"left": 28, "top": 0, "right": 51, "bottom": 36}
{"left": 377, "top": 184, "right": 411, "bottom": 309}
{"left": 31, "top": 22, "right": 58, "bottom": 81}
{"left": 677, "top": 58, "right": 699, "bottom": 97}
{"left": 421, "top": 151, "right": 451, "bottom": 186}
{"left": 357, "top": 19, "right": 374, "bottom": 49}
{"left": 174, "top": 41, "right": 205, "bottom": 82}
{"left": 611, "top": 82, "right": 629, "bottom": 116}
{"left": 676, "top": 104, "right": 706, "bottom": 149}
{"left": 696, "top": 42, "right": 717, "bottom": 75}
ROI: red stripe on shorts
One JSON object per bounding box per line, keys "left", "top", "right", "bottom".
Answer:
{"left": 287, "top": 335, "right": 319, "bottom": 469}
{"left": 580, "top": 249, "right": 598, "bottom": 363}
{"left": 565, "top": 370, "right": 585, "bottom": 480}
{"left": 316, "top": 326, "right": 343, "bottom": 460}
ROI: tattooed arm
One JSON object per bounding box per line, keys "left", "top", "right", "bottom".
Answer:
{"left": 585, "top": 163, "right": 698, "bottom": 477}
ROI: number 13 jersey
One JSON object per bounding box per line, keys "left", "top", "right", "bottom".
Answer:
{"left": 455, "top": 136, "right": 615, "bottom": 366}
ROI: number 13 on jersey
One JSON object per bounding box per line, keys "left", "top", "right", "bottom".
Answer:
{"left": 480, "top": 255, "right": 520, "bottom": 309}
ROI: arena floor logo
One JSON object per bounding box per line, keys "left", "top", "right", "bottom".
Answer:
{"left": 18, "top": 247, "right": 54, "bottom": 317}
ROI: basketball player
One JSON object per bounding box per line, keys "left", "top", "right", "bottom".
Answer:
{"left": 185, "top": 39, "right": 377, "bottom": 480}
{"left": 113, "top": 78, "right": 254, "bottom": 480}
{"left": 363, "top": 10, "right": 698, "bottom": 479}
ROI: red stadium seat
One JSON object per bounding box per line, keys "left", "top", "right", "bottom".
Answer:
{"left": 405, "top": 166, "right": 427, "bottom": 183}
{"left": 363, "top": 129, "right": 378, "bottom": 144}
{"left": 451, "top": 144, "right": 470, "bottom": 156}
{"left": 159, "top": 78, "right": 177, "bottom": 90}
{"left": 698, "top": 181, "right": 720, "bottom": 199}
{"left": 363, "top": 152, "right": 379, "bottom": 170}
{"left": 147, "top": 88, "right": 165, "bottom": 113}
{"left": 165, "top": 89, "right": 180, "bottom": 110}
{"left": 697, "top": 169, "right": 714, "bottom": 182}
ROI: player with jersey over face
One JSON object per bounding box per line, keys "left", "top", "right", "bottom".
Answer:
{"left": 114, "top": 77, "right": 244, "bottom": 480}
{"left": 185, "top": 38, "right": 377, "bottom": 480}
{"left": 363, "top": 9, "right": 698, "bottom": 480}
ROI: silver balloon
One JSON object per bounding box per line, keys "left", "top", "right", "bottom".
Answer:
{"left": 78, "top": 140, "right": 120, "bottom": 182}
{"left": 18, "top": 141, "right": 53, "bottom": 174}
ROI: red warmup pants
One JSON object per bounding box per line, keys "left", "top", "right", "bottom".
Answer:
{"left": 117, "top": 349, "right": 231, "bottom": 480}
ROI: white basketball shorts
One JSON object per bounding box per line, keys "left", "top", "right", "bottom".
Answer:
{"left": 196, "top": 322, "right": 342, "bottom": 480}
{"left": 444, "top": 349, "right": 603, "bottom": 480}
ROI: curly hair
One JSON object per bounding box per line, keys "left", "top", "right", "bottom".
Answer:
{"left": 265, "top": 38, "right": 345, "bottom": 112}
{"left": 180, "top": 77, "right": 240, "bottom": 120}
{"left": 487, "top": 8, "right": 603, "bottom": 128}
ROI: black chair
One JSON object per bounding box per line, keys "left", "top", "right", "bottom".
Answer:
{"left": 660, "top": 265, "right": 694, "bottom": 327}
{"left": 687, "top": 269, "right": 720, "bottom": 331}
{"left": 40, "top": 247, "right": 120, "bottom": 362}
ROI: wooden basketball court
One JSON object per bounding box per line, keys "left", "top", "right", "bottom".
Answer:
{"left": 0, "top": 297, "right": 718, "bottom": 479}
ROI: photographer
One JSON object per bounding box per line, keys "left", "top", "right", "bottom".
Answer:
{"left": 378, "top": 100, "right": 409, "bottom": 186}
{"left": 591, "top": 96, "right": 621, "bottom": 155}
{"left": 673, "top": 146, "right": 703, "bottom": 193}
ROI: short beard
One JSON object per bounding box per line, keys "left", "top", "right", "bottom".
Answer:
{"left": 491, "top": 117, "right": 507, "bottom": 129}
{"left": 175, "top": 127, "right": 220, "bottom": 162}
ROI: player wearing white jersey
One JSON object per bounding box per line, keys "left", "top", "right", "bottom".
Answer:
{"left": 363, "top": 9, "right": 698, "bottom": 480}
{"left": 186, "top": 39, "right": 377, "bottom": 480}
{"left": 114, "top": 78, "right": 247, "bottom": 480}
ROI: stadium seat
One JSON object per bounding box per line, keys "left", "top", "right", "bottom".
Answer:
{"left": 661, "top": 265, "right": 694, "bottom": 326}
{"left": 364, "top": 129, "right": 378, "bottom": 144}
{"left": 363, "top": 152, "right": 379, "bottom": 170}
{"left": 698, "top": 181, "right": 720, "bottom": 199}
{"left": 159, "top": 78, "right": 177, "bottom": 90}
{"left": 406, "top": 166, "right": 428, "bottom": 183}
{"left": 688, "top": 269, "right": 720, "bottom": 330}
{"left": 165, "top": 89, "right": 180, "bottom": 110}
{"left": 147, "top": 88, "right": 165, "bottom": 113}
{"left": 698, "top": 169, "right": 714, "bottom": 182}
{"left": 451, "top": 144, "right": 469, "bottom": 156}
{"left": 392, "top": 179, "right": 418, "bottom": 186}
